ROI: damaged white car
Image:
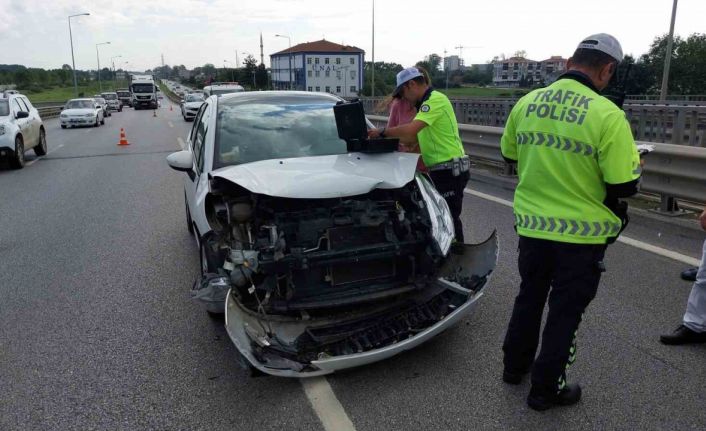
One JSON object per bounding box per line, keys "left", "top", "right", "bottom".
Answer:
{"left": 167, "top": 92, "right": 497, "bottom": 377}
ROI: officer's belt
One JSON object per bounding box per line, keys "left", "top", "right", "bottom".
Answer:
{"left": 428, "top": 155, "right": 470, "bottom": 172}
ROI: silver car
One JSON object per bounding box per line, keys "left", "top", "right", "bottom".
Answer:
{"left": 101, "top": 92, "right": 122, "bottom": 112}
{"left": 0, "top": 92, "right": 47, "bottom": 169}
{"left": 60, "top": 98, "right": 105, "bottom": 129}
{"left": 93, "top": 95, "right": 111, "bottom": 117}
{"left": 166, "top": 91, "right": 498, "bottom": 377}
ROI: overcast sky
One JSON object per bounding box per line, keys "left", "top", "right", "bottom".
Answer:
{"left": 1, "top": 0, "right": 704, "bottom": 72}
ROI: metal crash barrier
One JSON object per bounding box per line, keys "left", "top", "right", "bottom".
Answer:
{"left": 368, "top": 115, "right": 706, "bottom": 208}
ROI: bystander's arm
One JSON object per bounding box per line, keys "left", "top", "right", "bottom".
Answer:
{"left": 700, "top": 209, "right": 706, "bottom": 231}
{"left": 369, "top": 120, "right": 427, "bottom": 143}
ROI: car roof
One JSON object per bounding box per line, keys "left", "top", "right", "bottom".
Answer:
{"left": 216, "top": 90, "right": 342, "bottom": 105}
{"left": 68, "top": 98, "right": 96, "bottom": 102}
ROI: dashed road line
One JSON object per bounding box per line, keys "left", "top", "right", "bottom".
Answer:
{"left": 177, "top": 137, "right": 185, "bottom": 150}
{"left": 25, "top": 144, "right": 65, "bottom": 167}
{"left": 464, "top": 188, "right": 700, "bottom": 266}
{"left": 301, "top": 377, "right": 356, "bottom": 431}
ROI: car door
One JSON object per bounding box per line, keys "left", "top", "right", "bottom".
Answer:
{"left": 11, "top": 99, "right": 32, "bottom": 145}
{"left": 184, "top": 101, "right": 212, "bottom": 237}
{"left": 20, "top": 97, "right": 40, "bottom": 145}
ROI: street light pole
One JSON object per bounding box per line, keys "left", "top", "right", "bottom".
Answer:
{"left": 68, "top": 13, "right": 90, "bottom": 97}
{"left": 111, "top": 55, "right": 122, "bottom": 90}
{"left": 95, "top": 41, "right": 111, "bottom": 92}
{"left": 660, "top": 0, "right": 679, "bottom": 102}
{"left": 224, "top": 60, "right": 234, "bottom": 81}
{"left": 275, "top": 34, "right": 292, "bottom": 90}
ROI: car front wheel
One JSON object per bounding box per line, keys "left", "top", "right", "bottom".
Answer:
{"left": 11, "top": 136, "right": 24, "bottom": 169}
{"left": 34, "top": 128, "right": 47, "bottom": 156}
{"left": 100, "top": 114, "right": 105, "bottom": 125}
{"left": 94, "top": 116, "right": 99, "bottom": 127}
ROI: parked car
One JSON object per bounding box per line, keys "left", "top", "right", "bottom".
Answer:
{"left": 166, "top": 91, "right": 497, "bottom": 377}
{"left": 116, "top": 89, "right": 132, "bottom": 108}
{"left": 0, "top": 92, "right": 47, "bottom": 169}
{"left": 93, "top": 96, "right": 111, "bottom": 117}
{"left": 101, "top": 92, "right": 122, "bottom": 112}
{"left": 60, "top": 98, "right": 104, "bottom": 129}
{"left": 180, "top": 93, "right": 205, "bottom": 121}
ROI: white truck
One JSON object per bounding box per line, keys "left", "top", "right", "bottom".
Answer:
{"left": 129, "top": 74, "right": 158, "bottom": 110}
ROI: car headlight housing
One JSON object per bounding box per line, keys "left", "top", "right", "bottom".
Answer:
{"left": 0, "top": 125, "right": 5, "bottom": 135}
{"left": 416, "top": 174, "right": 455, "bottom": 256}
{"left": 84, "top": 113, "right": 94, "bottom": 117}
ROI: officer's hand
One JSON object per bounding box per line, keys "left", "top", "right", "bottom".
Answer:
{"left": 368, "top": 128, "right": 381, "bottom": 138}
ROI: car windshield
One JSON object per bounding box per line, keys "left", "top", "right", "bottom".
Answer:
{"left": 215, "top": 96, "right": 347, "bottom": 168}
{"left": 66, "top": 100, "right": 94, "bottom": 109}
{"left": 117, "top": 91, "right": 130, "bottom": 97}
{"left": 0, "top": 100, "right": 8, "bottom": 116}
{"left": 185, "top": 94, "right": 204, "bottom": 102}
{"left": 132, "top": 83, "right": 154, "bottom": 93}
{"left": 103, "top": 94, "right": 118, "bottom": 100}
{"left": 94, "top": 98, "right": 106, "bottom": 104}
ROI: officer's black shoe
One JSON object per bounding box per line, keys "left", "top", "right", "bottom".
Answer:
{"left": 681, "top": 267, "right": 698, "bottom": 282}
{"left": 502, "top": 368, "right": 529, "bottom": 385}
{"left": 660, "top": 325, "right": 706, "bottom": 345}
{"left": 527, "top": 384, "right": 582, "bottom": 411}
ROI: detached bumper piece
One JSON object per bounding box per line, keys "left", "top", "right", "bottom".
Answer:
{"left": 225, "top": 230, "right": 499, "bottom": 377}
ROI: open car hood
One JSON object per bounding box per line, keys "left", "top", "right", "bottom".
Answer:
{"left": 210, "top": 152, "right": 419, "bottom": 199}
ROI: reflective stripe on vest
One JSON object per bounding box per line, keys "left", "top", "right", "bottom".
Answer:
{"left": 515, "top": 213, "right": 621, "bottom": 237}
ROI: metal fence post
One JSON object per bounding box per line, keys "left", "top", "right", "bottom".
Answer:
{"left": 671, "top": 108, "right": 686, "bottom": 145}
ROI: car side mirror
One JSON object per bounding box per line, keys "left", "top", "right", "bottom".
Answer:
{"left": 16, "top": 111, "right": 29, "bottom": 119}
{"left": 167, "top": 150, "right": 194, "bottom": 172}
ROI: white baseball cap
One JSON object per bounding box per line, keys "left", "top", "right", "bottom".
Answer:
{"left": 392, "top": 67, "right": 423, "bottom": 96}
{"left": 576, "top": 33, "right": 624, "bottom": 62}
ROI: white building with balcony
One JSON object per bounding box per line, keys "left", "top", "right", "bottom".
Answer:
{"left": 270, "top": 39, "right": 365, "bottom": 97}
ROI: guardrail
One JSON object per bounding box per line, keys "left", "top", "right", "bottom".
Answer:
{"left": 37, "top": 106, "right": 63, "bottom": 119}
{"left": 361, "top": 97, "right": 706, "bottom": 147}
{"left": 368, "top": 115, "right": 706, "bottom": 208}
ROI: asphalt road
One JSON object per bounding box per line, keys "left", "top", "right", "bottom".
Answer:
{"left": 1, "top": 100, "right": 704, "bottom": 430}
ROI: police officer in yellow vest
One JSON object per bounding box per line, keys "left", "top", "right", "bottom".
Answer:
{"left": 368, "top": 67, "right": 470, "bottom": 244}
{"left": 500, "top": 34, "right": 641, "bottom": 411}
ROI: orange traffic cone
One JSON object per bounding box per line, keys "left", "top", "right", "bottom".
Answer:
{"left": 117, "top": 128, "right": 130, "bottom": 146}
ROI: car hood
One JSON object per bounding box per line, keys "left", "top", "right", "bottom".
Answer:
{"left": 184, "top": 101, "right": 204, "bottom": 109}
{"left": 61, "top": 108, "right": 95, "bottom": 116}
{"left": 211, "top": 152, "right": 419, "bottom": 199}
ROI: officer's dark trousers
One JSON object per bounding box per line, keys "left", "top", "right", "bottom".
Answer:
{"left": 503, "top": 236, "right": 607, "bottom": 394}
{"left": 429, "top": 170, "right": 470, "bottom": 243}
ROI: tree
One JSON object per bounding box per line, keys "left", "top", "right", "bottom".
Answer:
{"left": 360, "top": 61, "right": 403, "bottom": 96}
{"left": 513, "top": 50, "right": 527, "bottom": 59}
{"left": 643, "top": 32, "right": 706, "bottom": 94}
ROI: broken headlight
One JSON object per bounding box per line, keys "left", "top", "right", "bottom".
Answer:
{"left": 415, "top": 175, "right": 454, "bottom": 256}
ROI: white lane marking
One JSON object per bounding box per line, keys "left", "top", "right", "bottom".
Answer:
{"left": 464, "top": 188, "right": 701, "bottom": 266}
{"left": 24, "top": 144, "right": 65, "bottom": 167}
{"left": 177, "top": 137, "right": 185, "bottom": 150}
{"left": 168, "top": 121, "right": 174, "bottom": 128}
{"left": 47, "top": 144, "right": 64, "bottom": 155}
{"left": 301, "top": 377, "right": 356, "bottom": 431}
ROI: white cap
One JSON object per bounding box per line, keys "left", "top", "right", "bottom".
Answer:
{"left": 576, "top": 33, "right": 623, "bottom": 62}
{"left": 392, "top": 67, "right": 423, "bottom": 96}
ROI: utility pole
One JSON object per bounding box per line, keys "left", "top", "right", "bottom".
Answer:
{"left": 68, "top": 13, "right": 90, "bottom": 97}
{"left": 260, "top": 33, "right": 265, "bottom": 66}
{"left": 660, "top": 0, "right": 679, "bottom": 102}
{"left": 96, "top": 41, "right": 111, "bottom": 92}
{"left": 371, "top": 0, "right": 375, "bottom": 98}
{"left": 444, "top": 49, "right": 449, "bottom": 91}
{"left": 275, "top": 34, "right": 292, "bottom": 90}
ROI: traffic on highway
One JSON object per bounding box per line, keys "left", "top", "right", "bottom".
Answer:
{"left": 2, "top": 1, "right": 706, "bottom": 430}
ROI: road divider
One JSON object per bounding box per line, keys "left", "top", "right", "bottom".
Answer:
{"left": 368, "top": 115, "right": 706, "bottom": 208}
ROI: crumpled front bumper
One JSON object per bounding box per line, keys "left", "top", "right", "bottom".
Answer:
{"left": 224, "top": 230, "right": 499, "bottom": 377}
